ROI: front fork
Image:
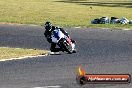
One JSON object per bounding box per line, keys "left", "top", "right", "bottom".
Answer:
{"left": 66, "top": 37, "right": 76, "bottom": 50}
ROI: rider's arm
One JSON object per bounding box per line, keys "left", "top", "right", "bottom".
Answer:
{"left": 44, "top": 30, "right": 52, "bottom": 43}
{"left": 60, "top": 28, "right": 76, "bottom": 43}
{"left": 44, "top": 30, "right": 49, "bottom": 37}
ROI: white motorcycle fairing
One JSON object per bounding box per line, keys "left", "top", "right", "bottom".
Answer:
{"left": 51, "top": 28, "right": 65, "bottom": 43}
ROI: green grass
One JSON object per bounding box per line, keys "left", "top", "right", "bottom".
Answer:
{"left": 0, "top": 47, "right": 48, "bottom": 60}
{"left": 0, "top": 0, "right": 132, "bottom": 29}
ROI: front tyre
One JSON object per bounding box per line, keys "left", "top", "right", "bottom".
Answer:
{"left": 60, "top": 39, "right": 73, "bottom": 54}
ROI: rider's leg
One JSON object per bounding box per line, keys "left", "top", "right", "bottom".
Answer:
{"left": 50, "top": 43, "right": 57, "bottom": 52}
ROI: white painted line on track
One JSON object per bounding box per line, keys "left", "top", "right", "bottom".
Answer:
{"left": 75, "top": 26, "right": 81, "bottom": 28}
{"left": 123, "top": 29, "right": 131, "bottom": 30}
{"left": 0, "top": 54, "right": 48, "bottom": 62}
{"left": 34, "top": 85, "right": 62, "bottom": 88}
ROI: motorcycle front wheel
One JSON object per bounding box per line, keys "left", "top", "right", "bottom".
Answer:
{"left": 59, "top": 39, "right": 73, "bottom": 54}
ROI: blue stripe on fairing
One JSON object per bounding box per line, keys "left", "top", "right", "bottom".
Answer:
{"left": 53, "top": 31, "right": 60, "bottom": 40}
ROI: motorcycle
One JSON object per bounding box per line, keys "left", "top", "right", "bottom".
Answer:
{"left": 51, "top": 28, "right": 76, "bottom": 54}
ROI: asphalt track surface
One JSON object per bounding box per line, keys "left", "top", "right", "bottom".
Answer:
{"left": 0, "top": 24, "right": 132, "bottom": 88}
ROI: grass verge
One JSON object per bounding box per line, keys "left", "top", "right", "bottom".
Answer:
{"left": 0, "top": 47, "right": 48, "bottom": 61}
{"left": 0, "top": 0, "right": 132, "bottom": 29}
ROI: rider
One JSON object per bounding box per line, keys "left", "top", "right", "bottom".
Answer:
{"left": 44, "top": 21, "right": 76, "bottom": 52}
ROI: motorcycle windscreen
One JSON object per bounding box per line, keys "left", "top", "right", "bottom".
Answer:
{"left": 51, "top": 29, "right": 65, "bottom": 43}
